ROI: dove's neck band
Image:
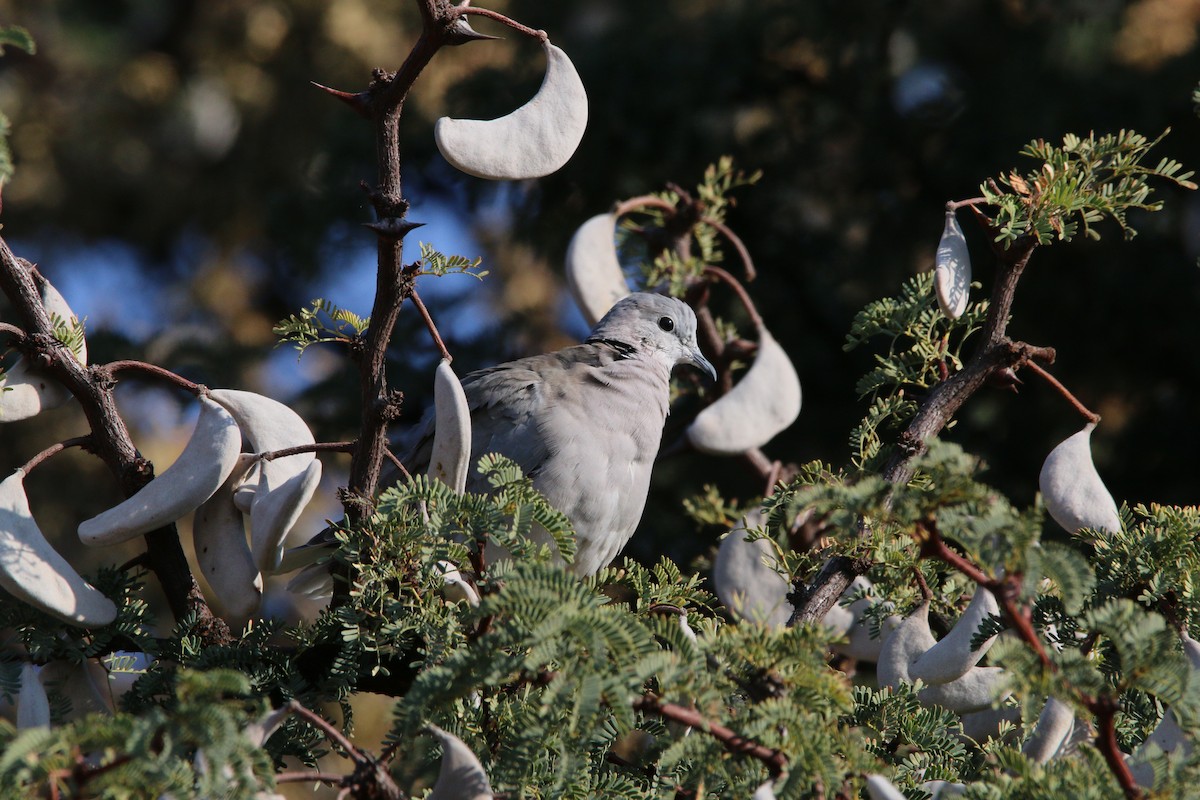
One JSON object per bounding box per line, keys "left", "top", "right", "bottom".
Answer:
{"left": 584, "top": 337, "right": 637, "bottom": 360}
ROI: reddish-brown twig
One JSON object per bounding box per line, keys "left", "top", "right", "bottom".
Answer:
{"left": 702, "top": 215, "right": 756, "bottom": 281}
{"left": 257, "top": 441, "right": 357, "bottom": 462}
{"left": 634, "top": 693, "right": 788, "bottom": 777}
{"left": 703, "top": 265, "right": 764, "bottom": 329}
{"left": 18, "top": 435, "right": 93, "bottom": 474}
{"left": 103, "top": 360, "right": 203, "bottom": 394}
{"left": 1022, "top": 360, "right": 1100, "bottom": 423}
{"left": 457, "top": 6, "right": 546, "bottom": 39}
{"left": 410, "top": 289, "right": 452, "bottom": 363}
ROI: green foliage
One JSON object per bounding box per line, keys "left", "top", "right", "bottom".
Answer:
{"left": 273, "top": 297, "right": 369, "bottom": 356}
{"left": 416, "top": 241, "right": 488, "bottom": 278}
{"left": 0, "top": 669, "right": 276, "bottom": 799}
{"left": 844, "top": 272, "right": 989, "bottom": 470}
{"left": 628, "top": 156, "right": 760, "bottom": 297}
{"left": 981, "top": 129, "right": 1196, "bottom": 245}
{"left": 0, "top": 25, "right": 34, "bottom": 192}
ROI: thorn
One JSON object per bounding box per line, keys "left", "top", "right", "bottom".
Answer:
{"left": 446, "top": 17, "right": 502, "bottom": 45}
{"left": 988, "top": 366, "right": 1023, "bottom": 393}
{"left": 363, "top": 219, "right": 425, "bottom": 240}
{"left": 310, "top": 81, "right": 371, "bottom": 119}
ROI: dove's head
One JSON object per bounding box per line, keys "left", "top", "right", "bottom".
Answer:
{"left": 587, "top": 293, "right": 717, "bottom": 380}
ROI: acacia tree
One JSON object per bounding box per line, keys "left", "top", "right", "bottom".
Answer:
{"left": 0, "top": 3, "right": 1199, "bottom": 799}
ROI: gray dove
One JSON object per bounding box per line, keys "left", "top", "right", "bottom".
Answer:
{"left": 286, "top": 292, "right": 714, "bottom": 587}
{"left": 420, "top": 292, "right": 715, "bottom": 575}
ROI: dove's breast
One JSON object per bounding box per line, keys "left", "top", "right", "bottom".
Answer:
{"left": 531, "top": 356, "right": 671, "bottom": 575}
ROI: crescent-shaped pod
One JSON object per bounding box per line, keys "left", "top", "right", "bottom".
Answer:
{"left": 435, "top": 39, "right": 588, "bottom": 180}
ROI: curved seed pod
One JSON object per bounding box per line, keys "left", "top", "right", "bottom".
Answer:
{"left": 876, "top": 601, "right": 938, "bottom": 689}
{"left": 686, "top": 327, "right": 802, "bottom": 456}
{"left": 39, "top": 277, "right": 87, "bottom": 365}
{"left": 0, "top": 359, "right": 71, "bottom": 422}
{"left": 438, "top": 561, "right": 480, "bottom": 607}
{"left": 79, "top": 396, "right": 242, "bottom": 545}
{"left": 40, "top": 660, "right": 111, "bottom": 723}
{"left": 429, "top": 360, "right": 471, "bottom": 493}
{"left": 250, "top": 459, "right": 321, "bottom": 573}
{"left": 16, "top": 663, "right": 49, "bottom": 729}
{"left": 1039, "top": 422, "right": 1121, "bottom": 534}
{"left": 207, "top": 389, "right": 319, "bottom": 572}
{"left": 919, "top": 665, "right": 1007, "bottom": 713}
{"left": 435, "top": 39, "right": 588, "bottom": 181}
{"left": 1022, "top": 697, "right": 1075, "bottom": 763}
{"left": 245, "top": 705, "right": 288, "bottom": 749}
{"left": 711, "top": 510, "right": 792, "bottom": 628}
{"left": 921, "top": 781, "right": 967, "bottom": 799}
{"left": 934, "top": 210, "right": 971, "bottom": 319}
{"left": 828, "top": 578, "right": 895, "bottom": 663}
{"left": 565, "top": 213, "right": 629, "bottom": 326}
{"left": 878, "top": 597, "right": 1008, "bottom": 712}
{"left": 752, "top": 781, "right": 777, "bottom": 799}
{"left": 1131, "top": 631, "right": 1200, "bottom": 786}
{"left": 427, "top": 724, "right": 494, "bottom": 800}
{"left": 40, "top": 659, "right": 112, "bottom": 721}
{"left": 865, "top": 775, "right": 906, "bottom": 800}
{"left": 0, "top": 276, "right": 86, "bottom": 423}
{"left": 0, "top": 470, "right": 117, "bottom": 626}
{"left": 910, "top": 585, "right": 1000, "bottom": 684}
{"left": 960, "top": 705, "right": 1019, "bottom": 744}
{"left": 193, "top": 453, "right": 263, "bottom": 620}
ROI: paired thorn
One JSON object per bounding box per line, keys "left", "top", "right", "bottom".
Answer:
{"left": 363, "top": 218, "right": 425, "bottom": 240}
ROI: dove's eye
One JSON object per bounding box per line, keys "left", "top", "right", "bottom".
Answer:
{"left": 657, "top": 316, "right": 675, "bottom": 332}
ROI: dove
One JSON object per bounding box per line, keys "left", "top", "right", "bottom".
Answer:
{"left": 424, "top": 292, "right": 716, "bottom": 574}
{"left": 285, "top": 292, "right": 715, "bottom": 590}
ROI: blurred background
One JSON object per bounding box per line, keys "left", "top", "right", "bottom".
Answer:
{"left": 0, "top": 0, "right": 1199, "bottom": 609}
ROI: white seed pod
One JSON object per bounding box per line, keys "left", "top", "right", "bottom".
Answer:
{"left": 250, "top": 459, "right": 322, "bottom": 574}
{"left": 1022, "top": 697, "right": 1075, "bottom": 763}
{"left": 0, "top": 359, "right": 72, "bottom": 422}
{"left": 1039, "top": 422, "right": 1121, "bottom": 534}
{"left": 877, "top": 597, "right": 1007, "bottom": 713}
{"left": 427, "top": 724, "right": 494, "bottom": 800}
{"left": 438, "top": 560, "right": 481, "bottom": 607}
{"left": 16, "top": 663, "right": 49, "bottom": 729}
{"left": 428, "top": 360, "right": 471, "bottom": 493}
{"left": 79, "top": 395, "right": 242, "bottom": 546}
{"left": 686, "top": 327, "right": 801, "bottom": 456}
{"left": 876, "top": 601, "right": 937, "bottom": 688}
{"left": 193, "top": 453, "right": 263, "bottom": 621}
{"left": 711, "top": 510, "right": 792, "bottom": 628}
{"left": 244, "top": 705, "right": 289, "bottom": 749}
{"left": 934, "top": 210, "right": 971, "bottom": 319}
{"left": 919, "top": 665, "right": 1008, "bottom": 713}
{"left": 207, "top": 389, "right": 320, "bottom": 572}
{"left": 960, "top": 705, "right": 1019, "bottom": 744}
{"left": 0, "top": 469, "right": 117, "bottom": 626}
{"left": 435, "top": 39, "right": 588, "bottom": 181}
{"left": 752, "top": 781, "right": 778, "bottom": 799}
{"left": 865, "top": 775, "right": 907, "bottom": 800}
{"left": 921, "top": 780, "right": 968, "bottom": 799}
{"left": 565, "top": 213, "right": 629, "bottom": 326}
{"left": 0, "top": 275, "right": 87, "bottom": 423}
{"left": 909, "top": 585, "right": 1000, "bottom": 684}
{"left": 39, "top": 659, "right": 112, "bottom": 721}
{"left": 39, "top": 276, "right": 87, "bottom": 365}
{"left": 827, "top": 577, "right": 894, "bottom": 663}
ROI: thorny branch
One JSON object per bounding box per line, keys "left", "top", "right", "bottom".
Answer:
{"left": 0, "top": 241, "right": 230, "bottom": 642}
{"left": 918, "top": 518, "right": 1142, "bottom": 799}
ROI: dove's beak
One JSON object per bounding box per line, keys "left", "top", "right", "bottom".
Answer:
{"left": 688, "top": 348, "right": 718, "bottom": 382}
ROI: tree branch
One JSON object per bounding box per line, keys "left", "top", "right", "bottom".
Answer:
{"left": 634, "top": 693, "right": 788, "bottom": 777}
{"left": 0, "top": 240, "right": 228, "bottom": 642}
